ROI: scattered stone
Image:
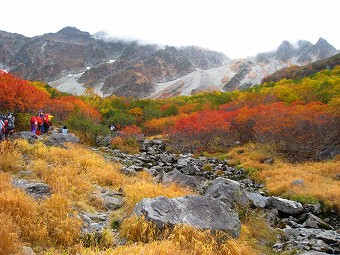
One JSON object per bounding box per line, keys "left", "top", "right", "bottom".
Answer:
{"left": 246, "top": 191, "right": 268, "bottom": 208}
{"left": 291, "top": 179, "right": 304, "bottom": 186}
{"left": 266, "top": 196, "right": 304, "bottom": 215}
{"left": 301, "top": 213, "right": 333, "bottom": 230}
{"left": 133, "top": 195, "right": 241, "bottom": 238}
{"left": 181, "top": 164, "right": 200, "bottom": 175}
{"left": 12, "top": 179, "right": 51, "bottom": 199}
{"left": 335, "top": 173, "right": 340, "bottom": 180}
{"left": 22, "top": 246, "right": 35, "bottom": 255}
{"left": 260, "top": 157, "right": 274, "bottom": 164}
{"left": 162, "top": 169, "right": 202, "bottom": 192}
{"left": 17, "top": 171, "right": 33, "bottom": 177}
{"left": 79, "top": 211, "right": 110, "bottom": 241}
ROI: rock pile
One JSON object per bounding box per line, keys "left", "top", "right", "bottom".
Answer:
{"left": 100, "top": 138, "right": 339, "bottom": 254}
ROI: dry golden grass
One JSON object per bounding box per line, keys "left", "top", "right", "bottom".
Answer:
{"left": 227, "top": 143, "right": 340, "bottom": 207}
{"left": 0, "top": 179, "right": 47, "bottom": 243}
{"left": 16, "top": 140, "right": 126, "bottom": 205}
{"left": 41, "top": 194, "right": 82, "bottom": 246}
{"left": 0, "top": 212, "right": 22, "bottom": 255}
{"left": 0, "top": 172, "right": 82, "bottom": 251}
{"left": 0, "top": 141, "right": 24, "bottom": 173}
{"left": 123, "top": 172, "right": 195, "bottom": 213}
{"left": 118, "top": 215, "right": 258, "bottom": 255}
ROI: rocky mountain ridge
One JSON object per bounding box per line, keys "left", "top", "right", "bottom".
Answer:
{"left": 0, "top": 27, "right": 338, "bottom": 98}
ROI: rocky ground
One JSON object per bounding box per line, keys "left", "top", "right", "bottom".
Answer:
{"left": 12, "top": 133, "right": 340, "bottom": 254}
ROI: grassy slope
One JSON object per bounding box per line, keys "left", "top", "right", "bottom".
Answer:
{"left": 225, "top": 143, "right": 340, "bottom": 208}
{"left": 0, "top": 140, "right": 266, "bottom": 255}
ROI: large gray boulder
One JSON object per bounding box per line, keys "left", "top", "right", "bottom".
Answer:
{"left": 266, "top": 196, "right": 304, "bottom": 215}
{"left": 162, "top": 169, "right": 201, "bottom": 192}
{"left": 44, "top": 133, "right": 80, "bottom": 147}
{"left": 204, "top": 177, "right": 249, "bottom": 208}
{"left": 13, "top": 131, "right": 41, "bottom": 142}
{"left": 132, "top": 195, "right": 241, "bottom": 238}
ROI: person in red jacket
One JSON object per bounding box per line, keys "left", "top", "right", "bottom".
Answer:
{"left": 43, "top": 113, "right": 53, "bottom": 134}
{"left": 30, "top": 115, "right": 37, "bottom": 133}
{"left": 36, "top": 114, "right": 43, "bottom": 135}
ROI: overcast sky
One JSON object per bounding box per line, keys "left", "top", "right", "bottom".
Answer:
{"left": 1, "top": 0, "right": 339, "bottom": 58}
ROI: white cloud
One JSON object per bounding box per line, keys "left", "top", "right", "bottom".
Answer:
{"left": 1, "top": 0, "right": 339, "bottom": 58}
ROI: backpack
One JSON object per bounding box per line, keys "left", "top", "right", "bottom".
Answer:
{"left": 43, "top": 114, "right": 49, "bottom": 124}
{"left": 30, "top": 116, "right": 37, "bottom": 125}
{"left": 36, "top": 116, "right": 43, "bottom": 125}
{"left": 7, "top": 115, "right": 15, "bottom": 130}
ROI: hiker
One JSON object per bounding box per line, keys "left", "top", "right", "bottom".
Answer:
{"left": 36, "top": 114, "right": 43, "bottom": 135}
{"left": 2, "top": 113, "right": 15, "bottom": 140}
{"left": 43, "top": 113, "right": 53, "bottom": 133}
{"left": 0, "top": 117, "right": 4, "bottom": 141}
{"left": 110, "top": 124, "right": 116, "bottom": 136}
{"left": 61, "top": 126, "right": 68, "bottom": 134}
{"left": 30, "top": 115, "right": 38, "bottom": 133}
{"left": 39, "top": 111, "right": 45, "bottom": 133}
{"left": 6, "top": 113, "right": 15, "bottom": 137}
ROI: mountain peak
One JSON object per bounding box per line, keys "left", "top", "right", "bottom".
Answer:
{"left": 45, "top": 26, "right": 92, "bottom": 43}
{"left": 315, "top": 37, "right": 330, "bottom": 46}
{"left": 278, "top": 40, "right": 294, "bottom": 48}
{"left": 275, "top": 40, "right": 295, "bottom": 61}
{"left": 57, "top": 26, "right": 86, "bottom": 34}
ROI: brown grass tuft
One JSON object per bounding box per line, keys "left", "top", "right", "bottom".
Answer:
{"left": 119, "top": 215, "right": 258, "bottom": 255}
{"left": 0, "top": 212, "right": 22, "bottom": 255}
{"left": 0, "top": 141, "right": 24, "bottom": 173}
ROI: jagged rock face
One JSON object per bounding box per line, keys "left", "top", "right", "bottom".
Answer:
{"left": 0, "top": 31, "right": 29, "bottom": 65}
{"left": 275, "top": 40, "right": 296, "bottom": 61}
{"left": 179, "top": 46, "right": 229, "bottom": 70}
{"left": 0, "top": 27, "right": 227, "bottom": 98}
{"left": 0, "top": 27, "right": 338, "bottom": 98}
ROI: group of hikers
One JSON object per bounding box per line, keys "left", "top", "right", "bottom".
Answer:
{"left": 30, "top": 111, "right": 53, "bottom": 135}
{"left": 0, "top": 113, "right": 15, "bottom": 141}
{"left": 1, "top": 111, "right": 54, "bottom": 141}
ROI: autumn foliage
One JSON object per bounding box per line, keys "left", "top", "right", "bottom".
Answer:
{"left": 0, "top": 71, "right": 49, "bottom": 112}
{"left": 0, "top": 71, "right": 101, "bottom": 125}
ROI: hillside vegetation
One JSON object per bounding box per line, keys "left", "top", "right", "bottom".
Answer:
{"left": 0, "top": 65, "right": 339, "bottom": 254}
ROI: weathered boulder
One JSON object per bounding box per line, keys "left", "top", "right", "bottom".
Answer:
{"left": 133, "top": 195, "right": 241, "bottom": 238}
{"left": 79, "top": 211, "right": 110, "bottom": 235}
{"left": 181, "top": 164, "right": 200, "bottom": 175}
{"left": 204, "top": 177, "right": 248, "bottom": 208}
{"left": 13, "top": 131, "right": 41, "bottom": 142}
{"left": 162, "top": 169, "right": 201, "bottom": 192}
{"left": 44, "top": 133, "right": 80, "bottom": 147}
{"left": 246, "top": 191, "right": 268, "bottom": 208}
{"left": 266, "top": 196, "right": 304, "bottom": 215}
{"left": 12, "top": 179, "right": 51, "bottom": 199}
{"left": 301, "top": 213, "right": 333, "bottom": 230}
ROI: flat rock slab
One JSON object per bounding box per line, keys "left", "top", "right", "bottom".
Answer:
{"left": 12, "top": 179, "right": 51, "bottom": 199}
{"left": 266, "top": 196, "right": 304, "bottom": 215}
{"left": 133, "top": 195, "right": 241, "bottom": 238}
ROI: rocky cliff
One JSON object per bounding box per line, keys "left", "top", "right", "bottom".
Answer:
{"left": 0, "top": 27, "right": 338, "bottom": 98}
